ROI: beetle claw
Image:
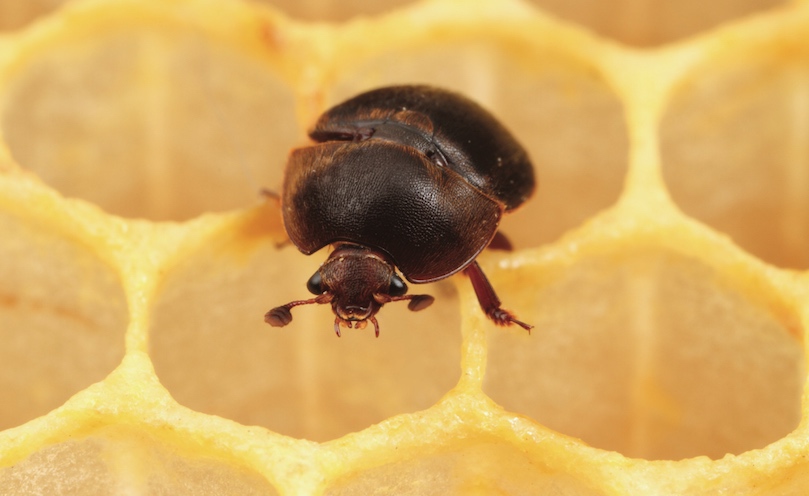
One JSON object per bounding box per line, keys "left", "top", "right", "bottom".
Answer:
{"left": 488, "top": 308, "right": 533, "bottom": 333}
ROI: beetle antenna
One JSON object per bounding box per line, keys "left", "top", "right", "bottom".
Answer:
{"left": 386, "top": 293, "right": 434, "bottom": 312}
{"left": 265, "top": 294, "right": 332, "bottom": 327}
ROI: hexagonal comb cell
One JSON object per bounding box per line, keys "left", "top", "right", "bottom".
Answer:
{"left": 149, "top": 225, "right": 461, "bottom": 442}
{"left": 483, "top": 247, "right": 804, "bottom": 461}
{"left": 0, "top": 211, "right": 126, "bottom": 431}
{"left": 529, "top": 0, "right": 786, "bottom": 46}
{"left": 0, "top": 0, "right": 809, "bottom": 494}
{"left": 325, "top": 439, "right": 607, "bottom": 495}
{"left": 1, "top": 11, "right": 296, "bottom": 221}
{"left": 662, "top": 48, "right": 809, "bottom": 270}
{"left": 0, "top": 426, "right": 277, "bottom": 495}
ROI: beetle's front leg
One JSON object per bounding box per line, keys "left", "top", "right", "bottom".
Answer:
{"left": 463, "top": 261, "right": 532, "bottom": 332}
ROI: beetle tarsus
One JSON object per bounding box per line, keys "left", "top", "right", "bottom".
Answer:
{"left": 488, "top": 308, "right": 533, "bottom": 333}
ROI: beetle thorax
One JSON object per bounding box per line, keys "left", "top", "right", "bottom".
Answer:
{"left": 319, "top": 245, "right": 397, "bottom": 323}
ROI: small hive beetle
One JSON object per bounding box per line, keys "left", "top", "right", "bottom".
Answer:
{"left": 266, "top": 85, "right": 535, "bottom": 336}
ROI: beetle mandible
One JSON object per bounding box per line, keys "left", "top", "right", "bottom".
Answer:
{"left": 265, "top": 85, "right": 536, "bottom": 337}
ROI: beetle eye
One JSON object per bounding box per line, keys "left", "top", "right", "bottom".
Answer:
{"left": 306, "top": 271, "right": 324, "bottom": 295}
{"left": 389, "top": 274, "right": 407, "bottom": 296}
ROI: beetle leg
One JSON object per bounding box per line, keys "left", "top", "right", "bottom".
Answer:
{"left": 463, "top": 261, "right": 532, "bottom": 332}
{"left": 370, "top": 316, "right": 380, "bottom": 338}
{"left": 258, "top": 188, "right": 293, "bottom": 249}
{"left": 259, "top": 188, "right": 281, "bottom": 201}
{"left": 487, "top": 231, "right": 513, "bottom": 251}
{"left": 334, "top": 317, "right": 343, "bottom": 337}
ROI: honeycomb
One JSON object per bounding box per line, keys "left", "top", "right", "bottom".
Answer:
{"left": 0, "top": 0, "right": 808, "bottom": 493}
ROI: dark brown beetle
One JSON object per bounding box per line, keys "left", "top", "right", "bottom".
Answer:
{"left": 265, "top": 85, "right": 535, "bottom": 337}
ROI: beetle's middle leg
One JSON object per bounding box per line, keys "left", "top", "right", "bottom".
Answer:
{"left": 486, "top": 231, "right": 513, "bottom": 251}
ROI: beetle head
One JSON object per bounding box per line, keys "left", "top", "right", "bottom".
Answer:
{"left": 265, "top": 245, "right": 434, "bottom": 337}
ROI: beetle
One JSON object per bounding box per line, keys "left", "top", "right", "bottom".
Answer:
{"left": 265, "top": 85, "right": 535, "bottom": 337}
